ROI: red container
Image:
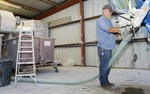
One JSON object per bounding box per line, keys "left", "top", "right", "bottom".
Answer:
{"left": 6, "top": 37, "right": 55, "bottom": 69}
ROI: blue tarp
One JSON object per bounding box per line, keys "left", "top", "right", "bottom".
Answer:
{"left": 137, "top": 0, "right": 150, "bottom": 24}
{"left": 137, "top": 0, "right": 150, "bottom": 33}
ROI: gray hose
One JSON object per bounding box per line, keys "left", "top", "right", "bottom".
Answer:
{"left": 11, "top": 73, "right": 99, "bottom": 85}
{"left": 11, "top": 34, "right": 132, "bottom": 85}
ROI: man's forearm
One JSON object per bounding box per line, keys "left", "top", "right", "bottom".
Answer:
{"left": 109, "top": 27, "right": 120, "bottom": 34}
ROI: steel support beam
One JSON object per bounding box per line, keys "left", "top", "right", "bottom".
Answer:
{"left": 80, "top": 0, "right": 85, "bottom": 66}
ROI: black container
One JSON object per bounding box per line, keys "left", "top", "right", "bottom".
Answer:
{"left": 0, "top": 59, "right": 12, "bottom": 87}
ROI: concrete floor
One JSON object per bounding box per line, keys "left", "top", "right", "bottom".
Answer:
{"left": 0, "top": 67, "right": 150, "bottom": 94}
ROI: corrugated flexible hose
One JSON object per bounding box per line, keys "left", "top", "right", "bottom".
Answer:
{"left": 11, "top": 34, "right": 132, "bottom": 85}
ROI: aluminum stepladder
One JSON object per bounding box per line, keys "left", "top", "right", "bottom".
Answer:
{"left": 14, "top": 22, "right": 36, "bottom": 86}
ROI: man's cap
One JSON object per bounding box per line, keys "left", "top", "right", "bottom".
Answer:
{"left": 102, "top": 4, "right": 113, "bottom": 12}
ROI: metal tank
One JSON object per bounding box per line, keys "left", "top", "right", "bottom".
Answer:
{"left": 5, "top": 37, "right": 55, "bottom": 69}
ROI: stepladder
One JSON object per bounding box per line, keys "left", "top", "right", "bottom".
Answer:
{"left": 15, "top": 23, "right": 36, "bottom": 86}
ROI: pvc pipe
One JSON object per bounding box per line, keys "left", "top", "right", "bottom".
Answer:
{"left": 11, "top": 34, "right": 132, "bottom": 85}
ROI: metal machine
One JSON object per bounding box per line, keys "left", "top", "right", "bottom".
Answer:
{"left": 109, "top": 0, "right": 150, "bottom": 67}
{"left": 0, "top": 10, "right": 58, "bottom": 72}
{"left": 0, "top": 10, "right": 18, "bottom": 58}
{"left": 0, "top": 10, "right": 19, "bottom": 33}
{"left": 137, "top": 0, "right": 150, "bottom": 33}
{"left": 112, "top": 0, "right": 150, "bottom": 33}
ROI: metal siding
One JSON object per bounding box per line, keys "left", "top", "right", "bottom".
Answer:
{"left": 93, "top": 0, "right": 102, "bottom": 16}
{"left": 84, "top": 42, "right": 150, "bottom": 68}
{"left": 42, "top": 3, "right": 81, "bottom": 65}
{"left": 54, "top": 47, "right": 82, "bottom": 66}
{"left": 42, "top": 13, "right": 58, "bottom": 22}
{"left": 57, "top": 9, "right": 68, "bottom": 19}
{"left": 84, "top": 19, "right": 97, "bottom": 42}
{"left": 85, "top": 46, "right": 99, "bottom": 66}
{"left": 68, "top": 4, "right": 80, "bottom": 21}
{"left": 88, "top": 0, "right": 94, "bottom": 17}
{"left": 84, "top": 0, "right": 109, "bottom": 66}
{"left": 42, "top": 4, "right": 80, "bottom": 22}
{"left": 84, "top": 1, "right": 88, "bottom": 18}
{"left": 133, "top": 43, "right": 142, "bottom": 69}
{"left": 84, "top": 0, "right": 94, "bottom": 18}
{"left": 147, "top": 43, "right": 150, "bottom": 69}
{"left": 50, "top": 23, "right": 80, "bottom": 45}
{"left": 139, "top": 42, "right": 150, "bottom": 69}
{"left": 113, "top": 42, "right": 150, "bottom": 69}
{"left": 84, "top": 0, "right": 109, "bottom": 18}
{"left": 125, "top": 44, "right": 133, "bottom": 68}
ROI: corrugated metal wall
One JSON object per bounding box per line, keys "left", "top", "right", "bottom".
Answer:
{"left": 84, "top": 0, "right": 108, "bottom": 18}
{"left": 55, "top": 47, "right": 81, "bottom": 66}
{"left": 42, "top": 0, "right": 150, "bottom": 69}
{"left": 114, "top": 42, "right": 150, "bottom": 69}
{"left": 42, "top": 4, "right": 81, "bottom": 65}
{"left": 42, "top": 4, "right": 80, "bottom": 23}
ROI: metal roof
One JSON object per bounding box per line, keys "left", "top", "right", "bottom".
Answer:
{"left": 0, "top": 0, "right": 79, "bottom": 19}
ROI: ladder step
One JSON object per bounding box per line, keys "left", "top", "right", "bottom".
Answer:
{"left": 19, "top": 57, "right": 33, "bottom": 60}
{"left": 16, "top": 73, "right": 35, "bottom": 77}
{"left": 15, "top": 25, "right": 36, "bottom": 85}
{"left": 20, "top": 46, "right": 32, "bottom": 49}
{"left": 20, "top": 40, "right": 32, "bottom": 42}
{"left": 22, "top": 27, "right": 32, "bottom": 32}
{"left": 18, "top": 51, "right": 33, "bottom": 53}
{"left": 21, "top": 30, "right": 32, "bottom": 33}
{"left": 21, "top": 31, "right": 32, "bottom": 33}
{"left": 17, "top": 62, "right": 34, "bottom": 64}
{"left": 21, "top": 34, "right": 32, "bottom": 36}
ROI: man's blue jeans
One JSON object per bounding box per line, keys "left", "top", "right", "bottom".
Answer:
{"left": 97, "top": 46, "right": 112, "bottom": 86}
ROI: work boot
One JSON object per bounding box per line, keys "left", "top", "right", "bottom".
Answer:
{"left": 101, "top": 83, "right": 115, "bottom": 90}
{"left": 108, "top": 82, "right": 115, "bottom": 86}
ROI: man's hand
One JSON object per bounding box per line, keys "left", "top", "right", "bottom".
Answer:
{"left": 109, "top": 27, "right": 121, "bottom": 34}
{"left": 114, "top": 33, "right": 121, "bottom": 37}
{"left": 125, "top": 25, "right": 131, "bottom": 32}
{"left": 118, "top": 27, "right": 121, "bottom": 35}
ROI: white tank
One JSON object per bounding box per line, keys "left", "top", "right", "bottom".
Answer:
{"left": 0, "top": 10, "right": 16, "bottom": 33}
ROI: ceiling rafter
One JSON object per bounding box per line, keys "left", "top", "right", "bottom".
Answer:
{"left": 34, "top": 0, "right": 80, "bottom": 19}
{"left": 13, "top": 13, "right": 32, "bottom": 19}
{"left": 40, "top": 0, "right": 58, "bottom": 6}
{"left": 5, "top": 0, "right": 44, "bottom": 13}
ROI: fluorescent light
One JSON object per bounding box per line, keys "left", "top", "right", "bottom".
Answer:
{"left": 0, "top": 1, "right": 21, "bottom": 9}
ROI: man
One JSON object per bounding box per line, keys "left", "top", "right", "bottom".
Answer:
{"left": 96, "top": 4, "right": 120, "bottom": 88}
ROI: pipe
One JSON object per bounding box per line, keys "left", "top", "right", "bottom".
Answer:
{"left": 109, "top": 34, "right": 132, "bottom": 68}
{"left": 11, "top": 34, "right": 132, "bottom": 85}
